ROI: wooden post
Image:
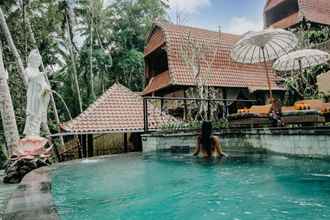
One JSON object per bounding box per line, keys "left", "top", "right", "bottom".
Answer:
{"left": 207, "top": 87, "right": 211, "bottom": 121}
{"left": 80, "top": 134, "right": 87, "bottom": 158}
{"left": 223, "top": 88, "right": 228, "bottom": 118}
{"left": 87, "top": 134, "right": 94, "bottom": 157}
{"left": 183, "top": 89, "right": 188, "bottom": 121}
{"left": 53, "top": 143, "right": 61, "bottom": 162}
{"left": 78, "top": 135, "right": 83, "bottom": 159}
{"left": 143, "top": 98, "right": 149, "bottom": 132}
{"left": 124, "top": 133, "right": 128, "bottom": 153}
{"left": 160, "top": 99, "right": 164, "bottom": 112}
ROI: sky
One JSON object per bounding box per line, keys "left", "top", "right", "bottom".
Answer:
{"left": 167, "top": 0, "right": 267, "bottom": 34}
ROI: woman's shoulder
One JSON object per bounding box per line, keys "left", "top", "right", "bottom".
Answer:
{"left": 211, "top": 135, "right": 220, "bottom": 143}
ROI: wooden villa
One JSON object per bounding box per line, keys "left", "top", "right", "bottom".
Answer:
{"left": 143, "top": 22, "right": 285, "bottom": 113}
{"left": 264, "top": 0, "right": 330, "bottom": 29}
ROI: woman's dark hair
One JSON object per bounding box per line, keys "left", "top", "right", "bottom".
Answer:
{"left": 200, "top": 121, "right": 213, "bottom": 157}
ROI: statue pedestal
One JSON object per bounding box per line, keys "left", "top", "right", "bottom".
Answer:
{"left": 3, "top": 137, "right": 52, "bottom": 184}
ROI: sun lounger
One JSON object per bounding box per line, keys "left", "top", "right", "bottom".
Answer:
{"left": 294, "top": 99, "right": 330, "bottom": 122}
{"left": 228, "top": 101, "right": 327, "bottom": 128}
{"left": 228, "top": 104, "right": 273, "bottom": 128}
{"left": 281, "top": 109, "right": 325, "bottom": 125}
{"left": 280, "top": 100, "right": 329, "bottom": 125}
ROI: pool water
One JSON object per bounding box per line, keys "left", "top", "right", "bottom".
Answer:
{"left": 52, "top": 153, "right": 330, "bottom": 220}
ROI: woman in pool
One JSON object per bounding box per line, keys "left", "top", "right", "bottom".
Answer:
{"left": 193, "top": 121, "right": 227, "bottom": 158}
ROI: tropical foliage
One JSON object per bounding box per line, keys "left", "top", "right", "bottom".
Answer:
{"left": 0, "top": 0, "right": 168, "bottom": 154}
{"left": 282, "top": 23, "right": 330, "bottom": 103}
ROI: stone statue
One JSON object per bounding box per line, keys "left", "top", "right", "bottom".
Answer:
{"left": 3, "top": 50, "right": 53, "bottom": 184}
{"left": 23, "top": 50, "right": 51, "bottom": 137}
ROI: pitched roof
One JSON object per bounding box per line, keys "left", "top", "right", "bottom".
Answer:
{"left": 264, "top": 0, "right": 330, "bottom": 28}
{"left": 143, "top": 71, "right": 171, "bottom": 95}
{"left": 61, "top": 83, "right": 177, "bottom": 134}
{"left": 144, "top": 23, "right": 283, "bottom": 95}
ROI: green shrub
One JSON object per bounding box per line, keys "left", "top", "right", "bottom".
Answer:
{"left": 160, "top": 119, "right": 229, "bottom": 132}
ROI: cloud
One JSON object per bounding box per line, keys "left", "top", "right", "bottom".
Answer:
{"left": 225, "top": 17, "right": 263, "bottom": 35}
{"left": 168, "top": 0, "right": 210, "bottom": 14}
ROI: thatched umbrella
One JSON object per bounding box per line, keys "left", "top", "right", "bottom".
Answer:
{"left": 273, "top": 49, "right": 330, "bottom": 72}
{"left": 231, "top": 29, "right": 298, "bottom": 99}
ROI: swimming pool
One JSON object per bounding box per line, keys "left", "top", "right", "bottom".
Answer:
{"left": 52, "top": 153, "right": 330, "bottom": 220}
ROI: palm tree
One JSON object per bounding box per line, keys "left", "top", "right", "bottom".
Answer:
{"left": 76, "top": 0, "right": 112, "bottom": 101}
{"left": 58, "top": 0, "right": 83, "bottom": 113}
{"left": 0, "top": 6, "right": 27, "bottom": 86}
{"left": 0, "top": 42, "right": 20, "bottom": 156}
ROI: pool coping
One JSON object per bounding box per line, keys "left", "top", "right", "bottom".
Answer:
{"left": 3, "top": 166, "right": 59, "bottom": 220}
{"left": 2, "top": 152, "right": 142, "bottom": 220}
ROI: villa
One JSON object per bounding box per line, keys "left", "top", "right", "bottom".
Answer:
{"left": 144, "top": 22, "right": 285, "bottom": 108}
{"left": 264, "top": 0, "right": 330, "bottom": 28}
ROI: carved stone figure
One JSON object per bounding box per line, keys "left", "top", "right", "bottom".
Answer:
{"left": 23, "top": 50, "right": 51, "bottom": 137}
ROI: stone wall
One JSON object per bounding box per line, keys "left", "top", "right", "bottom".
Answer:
{"left": 142, "top": 127, "right": 330, "bottom": 158}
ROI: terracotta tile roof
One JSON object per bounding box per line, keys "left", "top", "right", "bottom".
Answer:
{"left": 147, "top": 23, "right": 283, "bottom": 93}
{"left": 61, "top": 83, "right": 177, "bottom": 134}
{"left": 144, "top": 27, "right": 166, "bottom": 56}
{"left": 299, "top": 0, "right": 330, "bottom": 26}
{"left": 143, "top": 71, "right": 171, "bottom": 95}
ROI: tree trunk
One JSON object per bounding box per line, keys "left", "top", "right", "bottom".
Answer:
{"left": 0, "top": 43, "right": 20, "bottom": 156}
{"left": 0, "top": 7, "right": 27, "bottom": 86}
{"left": 1, "top": 6, "right": 53, "bottom": 141}
{"left": 90, "top": 23, "right": 96, "bottom": 101}
{"left": 66, "top": 15, "right": 83, "bottom": 113}
{"left": 89, "top": 2, "right": 96, "bottom": 101}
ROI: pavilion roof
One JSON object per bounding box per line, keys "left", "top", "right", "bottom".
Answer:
{"left": 61, "top": 83, "right": 177, "bottom": 134}
{"left": 143, "top": 23, "right": 284, "bottom": 95}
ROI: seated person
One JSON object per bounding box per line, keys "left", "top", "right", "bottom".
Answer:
{"left": 270, "top": 98, "right": 282, "bottom": 127}
{"left": 193, "top": 121, "right": 227, "bottom": 158}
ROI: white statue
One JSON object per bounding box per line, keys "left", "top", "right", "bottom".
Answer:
{"left": 23, "top": 50, "right": 51, "bottom": 137}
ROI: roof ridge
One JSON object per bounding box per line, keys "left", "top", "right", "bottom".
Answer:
{"left": 68, "top": 83, "right": 132, "bottom": 121}
{"left": 154, "top": 22, "right": 241, "bottom": 38}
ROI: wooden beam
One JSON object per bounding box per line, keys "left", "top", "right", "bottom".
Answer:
{"left": 87, "top": 134, "right": 94, "bottom": 157}
{"left": 222, "top": 88, "right": 228, "bottom": 117}
{"left": 124, "top": 133, "right": 128, "bottom": 153}
{"left": 80, "top": 134, "right": 87, "bottom": 158}
{"left": 183, "top": 89, "right": 188, "bottom": 121}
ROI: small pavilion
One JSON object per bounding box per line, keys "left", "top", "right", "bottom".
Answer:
{"left": 58, "top": 83, "right": 176, "bottom": 159}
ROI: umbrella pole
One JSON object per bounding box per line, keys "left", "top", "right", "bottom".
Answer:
{"left": 262, "top": 48, "right": 273, "bottom": 101}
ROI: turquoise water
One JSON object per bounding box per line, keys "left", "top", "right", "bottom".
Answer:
{"left": 52, "top": 153, "right": 330, "bottom": 220}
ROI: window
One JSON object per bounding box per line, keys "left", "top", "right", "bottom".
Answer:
{"left": 145, "top": 47, "right": 169, "bottom": 79}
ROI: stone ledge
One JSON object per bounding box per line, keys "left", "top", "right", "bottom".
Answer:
{"left": 3, "top": 166, "right": 59, "bottom": 220}
{"left": 144, "top": 126, "right": 330, "bottom": 137}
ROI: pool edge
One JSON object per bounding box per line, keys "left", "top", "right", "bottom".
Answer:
{"left": 3, "top": 166, "right": 59, "bottom": 220}
{"left": 2, "top": 152, "right": 143, "bottom": 220}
